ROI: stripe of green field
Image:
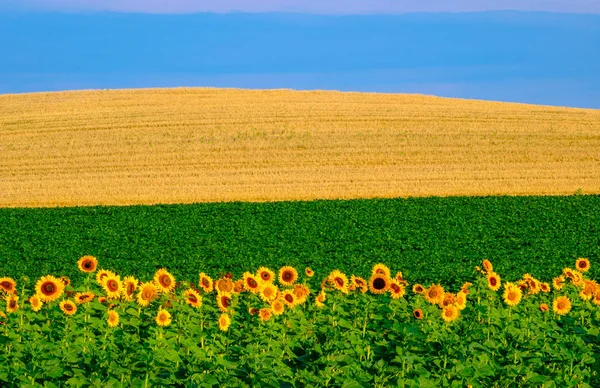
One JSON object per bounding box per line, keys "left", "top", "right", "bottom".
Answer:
{"left": 0, "top": 195, "right": 598, "bottom": 289}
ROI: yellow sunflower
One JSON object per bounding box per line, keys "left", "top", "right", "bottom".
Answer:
{"left": 278, "top": 266, "right": 298, "bottom": 287}
{"left": 248, "top": 307, "right": 259, "bottom": 316}
{"left": 29, "top": 295, "right": 43, "bottom": 312}
{"left": 441, "top": 293, "right": 455, "bottom": 308}
{"left": 233, "top": 280, "right": 244, "bottom": 294}
{"left": 553, "top": 296, "right": 572, "bottom": 316}
{"left": 294, "top": 284, "right": 310, "bottom": 299}
{"left": 575, "top": 258, "right": 590, "bottom": 273}
{"left": 217, "top": 292, "right": 232, "bottom": 312}
{"left": 256, "top": 267, "right": 275, "bottom": 283}
{"left": 60, "top": 276, "right": 71, "bottom": 287}
{"left": 154, "top": 268, "right": 176, "bottom": 294}
{"left": 74, "top": 291, "right": 95, "bottom": 305}
{"left": 593, "top": 291, "right": 600, "bottom": 306}
{"left": 242, "top": 272, "right": 261, "bottom": 293}
{"left": 305, "top": 267, "right": 315, "bottom": 278}
{"left": 368, "top": 274, "right": 391, "bottom": 295}
{"left": 107, "top": 310, "right": 120, "bottom": 327}
{"left": 155, "top": 309, "right": 172, "bottom": 326}
{"left": 95, "top": 269, "right": 115, "bottom": 286}
{"left": 553, "top": 275, "right": 565, "bottom": 290}
{"left": 315, "top": 291, "right": 326, "bottom": 308}
{"left": 271, "top": 299, "right": 285, "bottom": 315}
{"left": 539, "top": 282, "right": 551, "bottom": 293}
{"left": 441, "top": 305, "right": 460, "bottom": 322}
{"left": 102, "top": 274, "right": 123, "bottom": 299}
{"left": 77, "top": 255, "right": 98, "bottom": 273}
{"left": 424, "top": 284, "right": 444, "bottom": 305}
{"left": 35, "top": 275, "right": 64, "bottom": 303}
{"left": 182, "top": 288, "right": 203, "bottom": 308}
{"left": 259, "top": 282, "right": 278, "bottom": 303}
{"left": 136, "top": 282, "right": 158, "bottom": 307}
{"left": 215, "top": 278, "right": 234, "bottom": 293}
{"left": 413, "top": 308, "right": 424, "bottom": 319}
{"left": 218, "top": 313, "right": 231, "bottom": 332}
{"left": 502, "top": 283, "right": 522, "bottom": 307}
{"left": 389, "top": 281, "right": 406, "bottom": 300}
{"left": 328, "top": 270, "right": 349, "bottom": 294}
{"left": 198, "top": 273, "right": 214, "bottom": 293}
{"left": 455, "top": 291, "right": 467, "bottom": 310}
{"left": 412, "top": 284, "right": 425, "bottom": 294}
{"left": 5, "top": 295, "right": 19, "bottom": 314}
{"left": 59, "top": 300, "right": 77, "bottom": 316}
{"left": 281, "top": 290, "right": 297, "bottom": 307}
{"left": 0, "top": 277, "right": 17, "bottom": 294}
{"left": 486, "top": 272, "right": 501, "bottom": 292}
{"left": 258, "top": 308, "right": 272, "bottom": 322}
{"left": 460, "top": 282, "right": 473, "bottom": 295}
{"left": 481, "top": 259, "right": 493, "bottom": 273}
{"left": 580, "top": 280, "right": 597, "bottom": 301}
{"left": 350, "top": 276, "right": 368, "bottom": 293}
{"left": 371, "top": 263, "right": 391, "bottom": 278}
{"left": 121, "top": 276, "right": 138, "bottom": 301}
{"left": 570, "top": 271, "right": 584, "bottom": 287}
{"left": 540, "top": 303, "right": 549, "bottom": 312}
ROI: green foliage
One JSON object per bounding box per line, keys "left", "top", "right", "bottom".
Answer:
{"left": 0, "top": 195, "right": 599, "bottom": 287}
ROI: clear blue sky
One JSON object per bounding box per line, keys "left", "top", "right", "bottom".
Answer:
{"left": 0, "top": 8, "right": 599, "bottom": 108}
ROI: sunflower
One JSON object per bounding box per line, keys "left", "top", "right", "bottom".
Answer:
{"left": 35, "top": 275, "right": 64, "bottom": 303}
{"left": 553, "top": 296, "right": 572, "bottom": 316}
{"left": 486, "top": 272, "right": 501, "bottom": 291}
{"left": 256, "top": 267, "right": 275, "bottom": 283}
{"left": 95, "top": 269, "right": 115, "bottom": 286}
{"left": 5, "top": 295, "right": 18, "bottom": 313}
{"left": 233, "top": 280, "right": 244, "bottom": 294}
{"left": 315, "top": 291, "right": 326, "bottom": 308}
{"left": 183, "top": 288, "right": 203, "bottom": 308}
{"left": 412, "top": 284, "right": 425, "bottom": 294}
{"left": 368, "top": 274, "right": 390, "bottom": 295}
{"left": 121, "top": 276, "right": 138, "bottom": 301}
{"left": 424, "top": 284, "right": 444, "bottom": 305}
{"left": 98, "top": 296, "right": 108, "bottom": 304}
{"left": 271, "top": 299, "right": 285, "bottom": 315}
{"left": 294, "top": 284, "right": 310, "bottom": 300}
{"left": 102, "top": 274, "right": 123, "bottom": 299}
{"left": 460, "top": 282, "right": 473, "bottom": 295}
{"left": 77, "top": 255, "right": 98, "bottom": 273}
{"left": 441, "top": 293, "right": 455, "bottom": 307}
{"left": 242, "top": 272, "right": 261, "bottom": 293}
{"left": 29, "top": 295, "right": 43, "bottom": 312}
{"left": 455, "top": 291, "right": 467, "bottom": 310}
{"left": 593, "top": 291, "right": 600, "bottom": 306}
{"left": 328, "top": 270, "right": 349, "bottom": 294}
{"left": 563, "top": 268, "right": 574, "bottom": 279}
{"left": 74, "top": 291, "right": 95, "bottom": 305}
{"left": 278, "top": 266, "right": 298, "bottom": 287}
{"left": 441, "top": 305, "right": 459, "bottom": 322}
{"left": 60, "top": 276, "right": 71, "bottom": 287}
{"left": 539, "top": 282, "right": 551, "bottom": 293}
{"left": 482, "top": 259, "right": 493, "bottom": 273}
{"left": 59, "top": 300, "right": 77, "bottom": 316}
{"left": 516, "top": 280, "right": 528, "bottom": 293}
{"left": 0, "top": 277, "right": 17, "bottom": 294}
{"left": 540, "top": 303, "right": 549, "bottom": 312}
{"left": 580, "top": 280, "right": 597, "bottom": 301}
{"left": 154, "top": 269, "right": 176, "bottom": 294}
{"left": 259, "top": 283, "right": 278, "bottom": 303}
{"left": 217, "top": 292, "right": 232, "bottom": 312}
{"left": 215, "top": 278, "right": 234, "bottom": 293}
{"left": 198, "top": 273, "right": 214, "bottom": 293}
{"left": 155, "top": 309, "right": 172, "bottom": 326}
{"left": 248, "top": 307, "right": 259, "bottom": 315}
{"left": 553, "top": 275, "right": 565, "bottom": 290}
{"left": 371, "top": 263, "right": 391, "bottom": 278}
{"left": 107, "top": 310, "right": 119, "bottom": 327}
{"left": 576, "top": 258, "right": 590, "bottom": 273}
{"left": 281, "top": 290, "right": 297, "bottom": 307}
{"left": 570, "top": 271, "right": 584, "bottom": 287}
{"left": 305, "top": 268, "right": 315, "bottom": 278}
{"left": 389, "top": 281, "right": 406, "bottom": 300}
{"left": 413, "top": 308, "right": 424, "bottom": 319}
{"left": 258, "top": 308, "right": 272, "bottom": 322}
{"left": 136, "top": 282, "right": 158, "bottom": 307}
{"left": 351, "top": 276, "right": 368, "bottom": 293}
{"left": 218, "top": 313, "right": 231, "bottom": 332}
{"left": 502, "top": 283, "right": 522, "bottom": 307}
{"left": 526, "top": 278, "right": 540, "bottom": 295}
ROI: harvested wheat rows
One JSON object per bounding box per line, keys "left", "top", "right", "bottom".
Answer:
{"left": 0, "top": 88, "right": 599, "bottom": 207}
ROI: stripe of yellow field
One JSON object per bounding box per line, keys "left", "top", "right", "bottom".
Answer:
{"left": 0, "top": 88, "right": 599, "bottom": 208}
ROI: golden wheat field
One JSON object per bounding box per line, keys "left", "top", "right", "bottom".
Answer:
{"left": 0, "top": 87, "right": 599, "bottom": 207}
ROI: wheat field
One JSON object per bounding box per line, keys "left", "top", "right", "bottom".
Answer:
{"left": 0, "top": 87, "right": 599, "bottom": 207}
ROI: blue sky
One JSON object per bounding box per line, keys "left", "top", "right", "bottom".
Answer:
{"left": 0, "top": 9, "right": 599, "bottom": 108}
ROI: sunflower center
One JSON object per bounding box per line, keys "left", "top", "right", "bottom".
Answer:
{"left": 490, "top": 278, "right": 497, "bottom": 286}
{"left": 143, "top": 289, "right": 154, "bottom": 299}
{"left": 429, "top": 290, "right": 438, "bottom": 299}
{"left": 9, "top": 300, "right": 16, "bottom": 308}
{"left": 335, "top": 278, "right": 344, "bottom": 287}
{"left": 264, "top": 288, "right": 274, "bottom": 297}
{"left": 1, "top": 281, "right": 13, "bottom": 290}
{"left": 65, "top": 304, "right": 74, "bottom": 311}
{"left": 221, "top": 297, "right": 230, "bottom": 308}
{"left": 284, "top": 294, "right": 293, "bottom": 303}
{"left": 202, "top": 278, "right": 209, "bottom": 287}
{"left": 108, "top": 280, "right": 119, "bottom": 292}
{"left": 445, "top": 309, "right": 453, "bottom": 317}
{"left": 83, "top": 261, "right": 93, "bottom": 269}
{"left": 282, "top": 271, "right": 293, "bottom": 281}
{"left": 391, "top": 284, "right": 400, "bottom": 293}
{"left": 127, "top": 283, "right": 135, "bottom": 295}
{"left": 261, "top": 273, "right": 270, "bottom": 281}
{"left": 42, "top": 282, "right": 56, "bottom": 295}
{"left": 558, "top": 301, "right": 565, "bottom": 309}
{"left": 373, "top": 278, "right": 386, "bottom": 290}
{"left": 160, "top": 275, "right": 171, "bottom": 287}
{"left": 247, "top": 278, "right": 258, "bottom": 288}
{"left": 509, "top": 291, "right": 517, "bottom": 301}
